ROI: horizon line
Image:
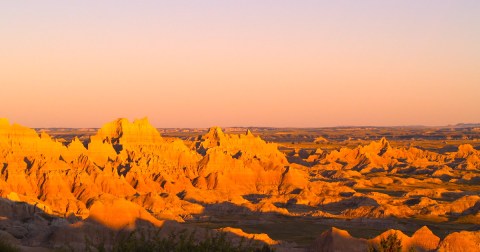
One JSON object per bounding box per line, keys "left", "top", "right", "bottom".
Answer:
{"left": 31, "top": 123, "right": 480, "bottom": 130}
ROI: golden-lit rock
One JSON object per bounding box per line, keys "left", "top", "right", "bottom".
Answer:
{"left": 410, "top": 226, "right": 440, "bottom": 251}
{"left": 219, "top": 227, "right": 278, "bottom": 245}
{"left": 438, "top": 230, "right": 480, "bottom": 252}
{"left": 0, "top": 118, "right": 478, "bottom": 250}
{"left": 86, "top": 194, "right": 163, "bottom": 230}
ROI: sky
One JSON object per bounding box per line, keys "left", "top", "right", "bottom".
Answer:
{"left": 1, "top": 1, "right": 479, "bottom": 128}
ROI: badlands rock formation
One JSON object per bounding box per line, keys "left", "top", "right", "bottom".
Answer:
{"left": 0, "top": 117, "right": 479, "bottom": 251}
{"left": 0, "top": 118, "right": 311, "bottom": 249}
{"left": 310, "top": 225, "right": 480, "bottom": 252}
{"left": 311, "top": 226, "right": 445, "bottom": 252}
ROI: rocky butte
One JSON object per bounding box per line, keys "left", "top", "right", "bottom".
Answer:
{"left": 0, "top": 117, "right": 478, "bottom": 251}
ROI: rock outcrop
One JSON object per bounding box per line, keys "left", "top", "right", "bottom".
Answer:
{"left": 0, "top": 117, "right": 479, "bottom": 251}
{"left": 438, "top": 230, "right": 480, "bottom": 252}
{"left": 311, "top": 226, "right": 459, "bottom": 252}
{"left": 310, "top": 227, "right": 367, "bottom": 252}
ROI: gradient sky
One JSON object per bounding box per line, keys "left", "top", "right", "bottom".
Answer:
{"left": 1, "top": 1, "right": 479, "bottom": 128}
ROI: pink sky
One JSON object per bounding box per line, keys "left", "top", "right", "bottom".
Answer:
{"left": 1, "top": 1, "right": 479, "bottom": 128}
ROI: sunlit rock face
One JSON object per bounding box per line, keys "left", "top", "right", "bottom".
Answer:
{"left": 0, "top": 118, "right": 203, "bottom": 225}
{"left": 0, "top": 118, "right": 307, "bottom": 225}
{"left": 193, "top": 127, "right": 290, "bottom": 195}
{"left": 0, "top": 117, "right": 479, "bottom": 251}
{"left": 438, "top": 230, "right": 480, "bottom": 252}
{"left": 311, "top": 226, "right": 442, "bottom": 252}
